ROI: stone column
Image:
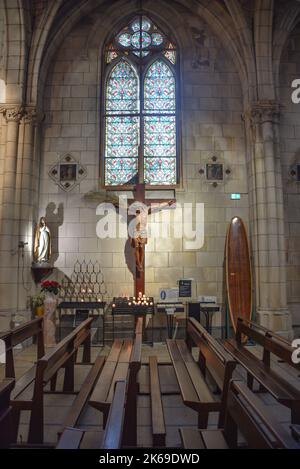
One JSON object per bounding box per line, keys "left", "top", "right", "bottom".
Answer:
{"left": 14, "top": 107, "right": 40, "bottom": 309}
{"left": 0, "top": 106, "right": 24, "bottom": 313}
{"left": 246, "top": 101, "right": 293, "bottom": 339}
{"left": 17, "top": 107, "right": 38, "bottom": 237}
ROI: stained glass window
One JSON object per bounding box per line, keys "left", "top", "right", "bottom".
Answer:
{"left": 144, "top": 61, "right": 175, "bottom": 113}
{"left": 106, "top": 60, "right": 139, "bottom": 114}
{"left": 105, "top": 61, "right": 139, "bottom": 185}
{"left": 144, "top": 63, "right": 176, "bottom": 185}
{"left": 104, "top": 16, "right": 178, "bottom": 186}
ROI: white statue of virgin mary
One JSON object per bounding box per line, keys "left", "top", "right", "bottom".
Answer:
{"left": 34, "top": 217, "right": 52, "bottom": 263}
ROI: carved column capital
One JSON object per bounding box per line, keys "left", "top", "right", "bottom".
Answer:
{"left": 23, "top": 107, "right": 39, "bottom": 125}
{"left": 0, "top": 105, "right": 25, "bottom": 123}
{"left": 245, "top": 100, "right": 283, "bottom": 126}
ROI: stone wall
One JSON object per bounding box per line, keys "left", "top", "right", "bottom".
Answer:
{"left": 39, "top": 13, "right": 249, "bottom": 325}
{"left": 279, "top": 24, "right": 300, "bottom": 328}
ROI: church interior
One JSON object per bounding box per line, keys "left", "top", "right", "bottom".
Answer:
{"left": 0, "top": 0, "right": 300, "bottom": 451}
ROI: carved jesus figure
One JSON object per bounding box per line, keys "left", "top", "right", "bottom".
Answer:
{"left": 129, "top": 199, "right": 175, "bottom": 272}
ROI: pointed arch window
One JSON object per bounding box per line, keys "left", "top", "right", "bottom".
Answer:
{"left": 103, "top": 15, "right": 179, "bottom": 187}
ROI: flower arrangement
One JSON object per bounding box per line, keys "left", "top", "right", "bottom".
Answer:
{"left": 29, "top": 293, "right": 45, "bottom": 317}
{"left": 30, "top": 293, "right": 45, "bottom": 309}
{"left": 41, "top": 280, "right": 61, "bottom": 295}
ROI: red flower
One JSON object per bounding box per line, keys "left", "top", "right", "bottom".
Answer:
{"left": 41, "top": 280, "right": 61, "bottom": 294}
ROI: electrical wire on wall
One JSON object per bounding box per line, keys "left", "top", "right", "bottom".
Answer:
{"left": 15, "top": 242, "right": 31, "bottom": 320}
{"left": 20, "top": 243, "right": 31, "bottom": 293}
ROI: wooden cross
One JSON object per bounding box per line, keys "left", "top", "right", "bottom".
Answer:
{"left": 128, "top": 183, "right": 176, "bottom": 297}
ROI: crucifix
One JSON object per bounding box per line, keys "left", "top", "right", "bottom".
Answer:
{"left": 128, "top": 182, "right": 176, "bottom": 298}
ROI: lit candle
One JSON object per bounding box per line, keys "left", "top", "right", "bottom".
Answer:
{"left": 112, "top": 303, "right": 116, "bottom": 308}
{"left": 128, "top": 302, "right": 131, "bottom": 306}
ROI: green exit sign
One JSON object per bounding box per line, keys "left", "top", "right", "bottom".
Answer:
{"left": 231, "top": 193, "right": 241, "bottom": 200}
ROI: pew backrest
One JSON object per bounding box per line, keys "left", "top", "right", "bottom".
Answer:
{"left": 101, "top": 380, "right": 126, "bottom": 449}
{"left": 57, "top": 379, "right": 126, "bottom": 449}
{"left": 236, "top": 318, "right": 299, "bottom": 371}
{"left": 0, "top": 318, "right": 44, "bottom": 378}
{"left": 0, "top": 378, "right": 15, "bottom": 448}
{"left": 187, "top": 317, "right": 236, "bottom": 391}
{"left": 130, "top": 316, "right": 143, "bottom": 366}
{"left": 33, "top": 317, "right": 94, "bottom": 399}
{"left": 224, "top": 380, "right": 299, "bottom": 449}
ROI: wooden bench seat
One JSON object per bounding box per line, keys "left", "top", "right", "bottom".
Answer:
{"left": 225, "top": 339, "right": 300, "bottom": 402}
{"left": 57, "top": 380, "right": 126, "bottom": 449}
{"left": 10, "top": 317, "right": 94, "bottom": 444}
{"left": 180, "top": 427, "right": 228, "bottom": 449}
{"left": 149, "top": 356, "right": 166, "bottom": 447}
{"left": 167, "top": 339, "right": 219, "bottom": 428}
{"left": 89, "top": 317, "right": 143, "bottom": 446}
{"left": 0, "top": 378, "right": 15, "bottom": 448}
{"left": 222, "top": 317, "right": 300, "bottom": 424}
{"left": 59, "top": 354, "right": 106, "bottom": 435}
{"left": 167, "top": 318, "right": 236, "bottom": 428}
{"left": 186, "top": 317, "right": 237, "bottom": 426}
{"left": 89, "top": 339, "right": 132, "bottom": 416}
{"left": 180, "top": 380, "right": 299, "bottom": 449}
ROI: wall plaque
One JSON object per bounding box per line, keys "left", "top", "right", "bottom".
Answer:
{"left": 49, "top": 153, "right": 87, "bottom": 192}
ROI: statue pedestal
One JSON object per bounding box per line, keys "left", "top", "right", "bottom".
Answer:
{"left": 43, "top": 294, "right": 57, "bottom": 347}
{"left": 31, "top": 262, "right": 53, "bottom": 284}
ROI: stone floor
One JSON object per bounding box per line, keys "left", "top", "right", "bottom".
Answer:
{"left": 0, "top": 341, "right": 299, "bottom": 448}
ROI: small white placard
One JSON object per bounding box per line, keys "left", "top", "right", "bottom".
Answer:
{"left": 159, "top": 288, "right": 179, "bottom": 302}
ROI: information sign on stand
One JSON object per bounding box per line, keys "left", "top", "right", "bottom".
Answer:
{"left": 179, "top": 279, "right": 192, "bottom": 298}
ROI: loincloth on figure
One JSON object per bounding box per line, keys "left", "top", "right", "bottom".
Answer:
{"left": 131, "top": 229, "right": 148, "bottom": 247}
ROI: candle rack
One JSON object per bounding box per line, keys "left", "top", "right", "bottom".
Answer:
{"left": 112, "top": 294, "right": 154, "bottom": 316}
{"left": 59, "top": 260, "right": 107, "bottom": 303}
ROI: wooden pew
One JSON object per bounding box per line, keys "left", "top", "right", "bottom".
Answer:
{"left": 223, "top": 317, "right": 300, "bottom": 424}
{"left": 59, "top": 354, "right": 106, "bottom": 435}
{"left": 0, "top": 379, "right": 15, "bottom": 448}
{"left": 89, "top": 317, "right": 143, "bottom": 447}
{"left": 166, "top": 317, "right": 236, "bottom": 428}
{"left": 149, "top": 356, "right": 166, "bottom": 447}
{"left": 167, "top": 338, "right": 219, "bottom": 428}
{"left": 10, "top": 317, "right": 94, "bottom": 444}
{"left": 0, "top": 318, "right": 44, "bottom": 379}
{"left": 186, "top": 317, "right": 237, "bottom": 426}
{"left": 180, "top": 380, "right": 299, "bottom": 449}
{"left": 57, "top": 380, "right": 126, "bottom": 449}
